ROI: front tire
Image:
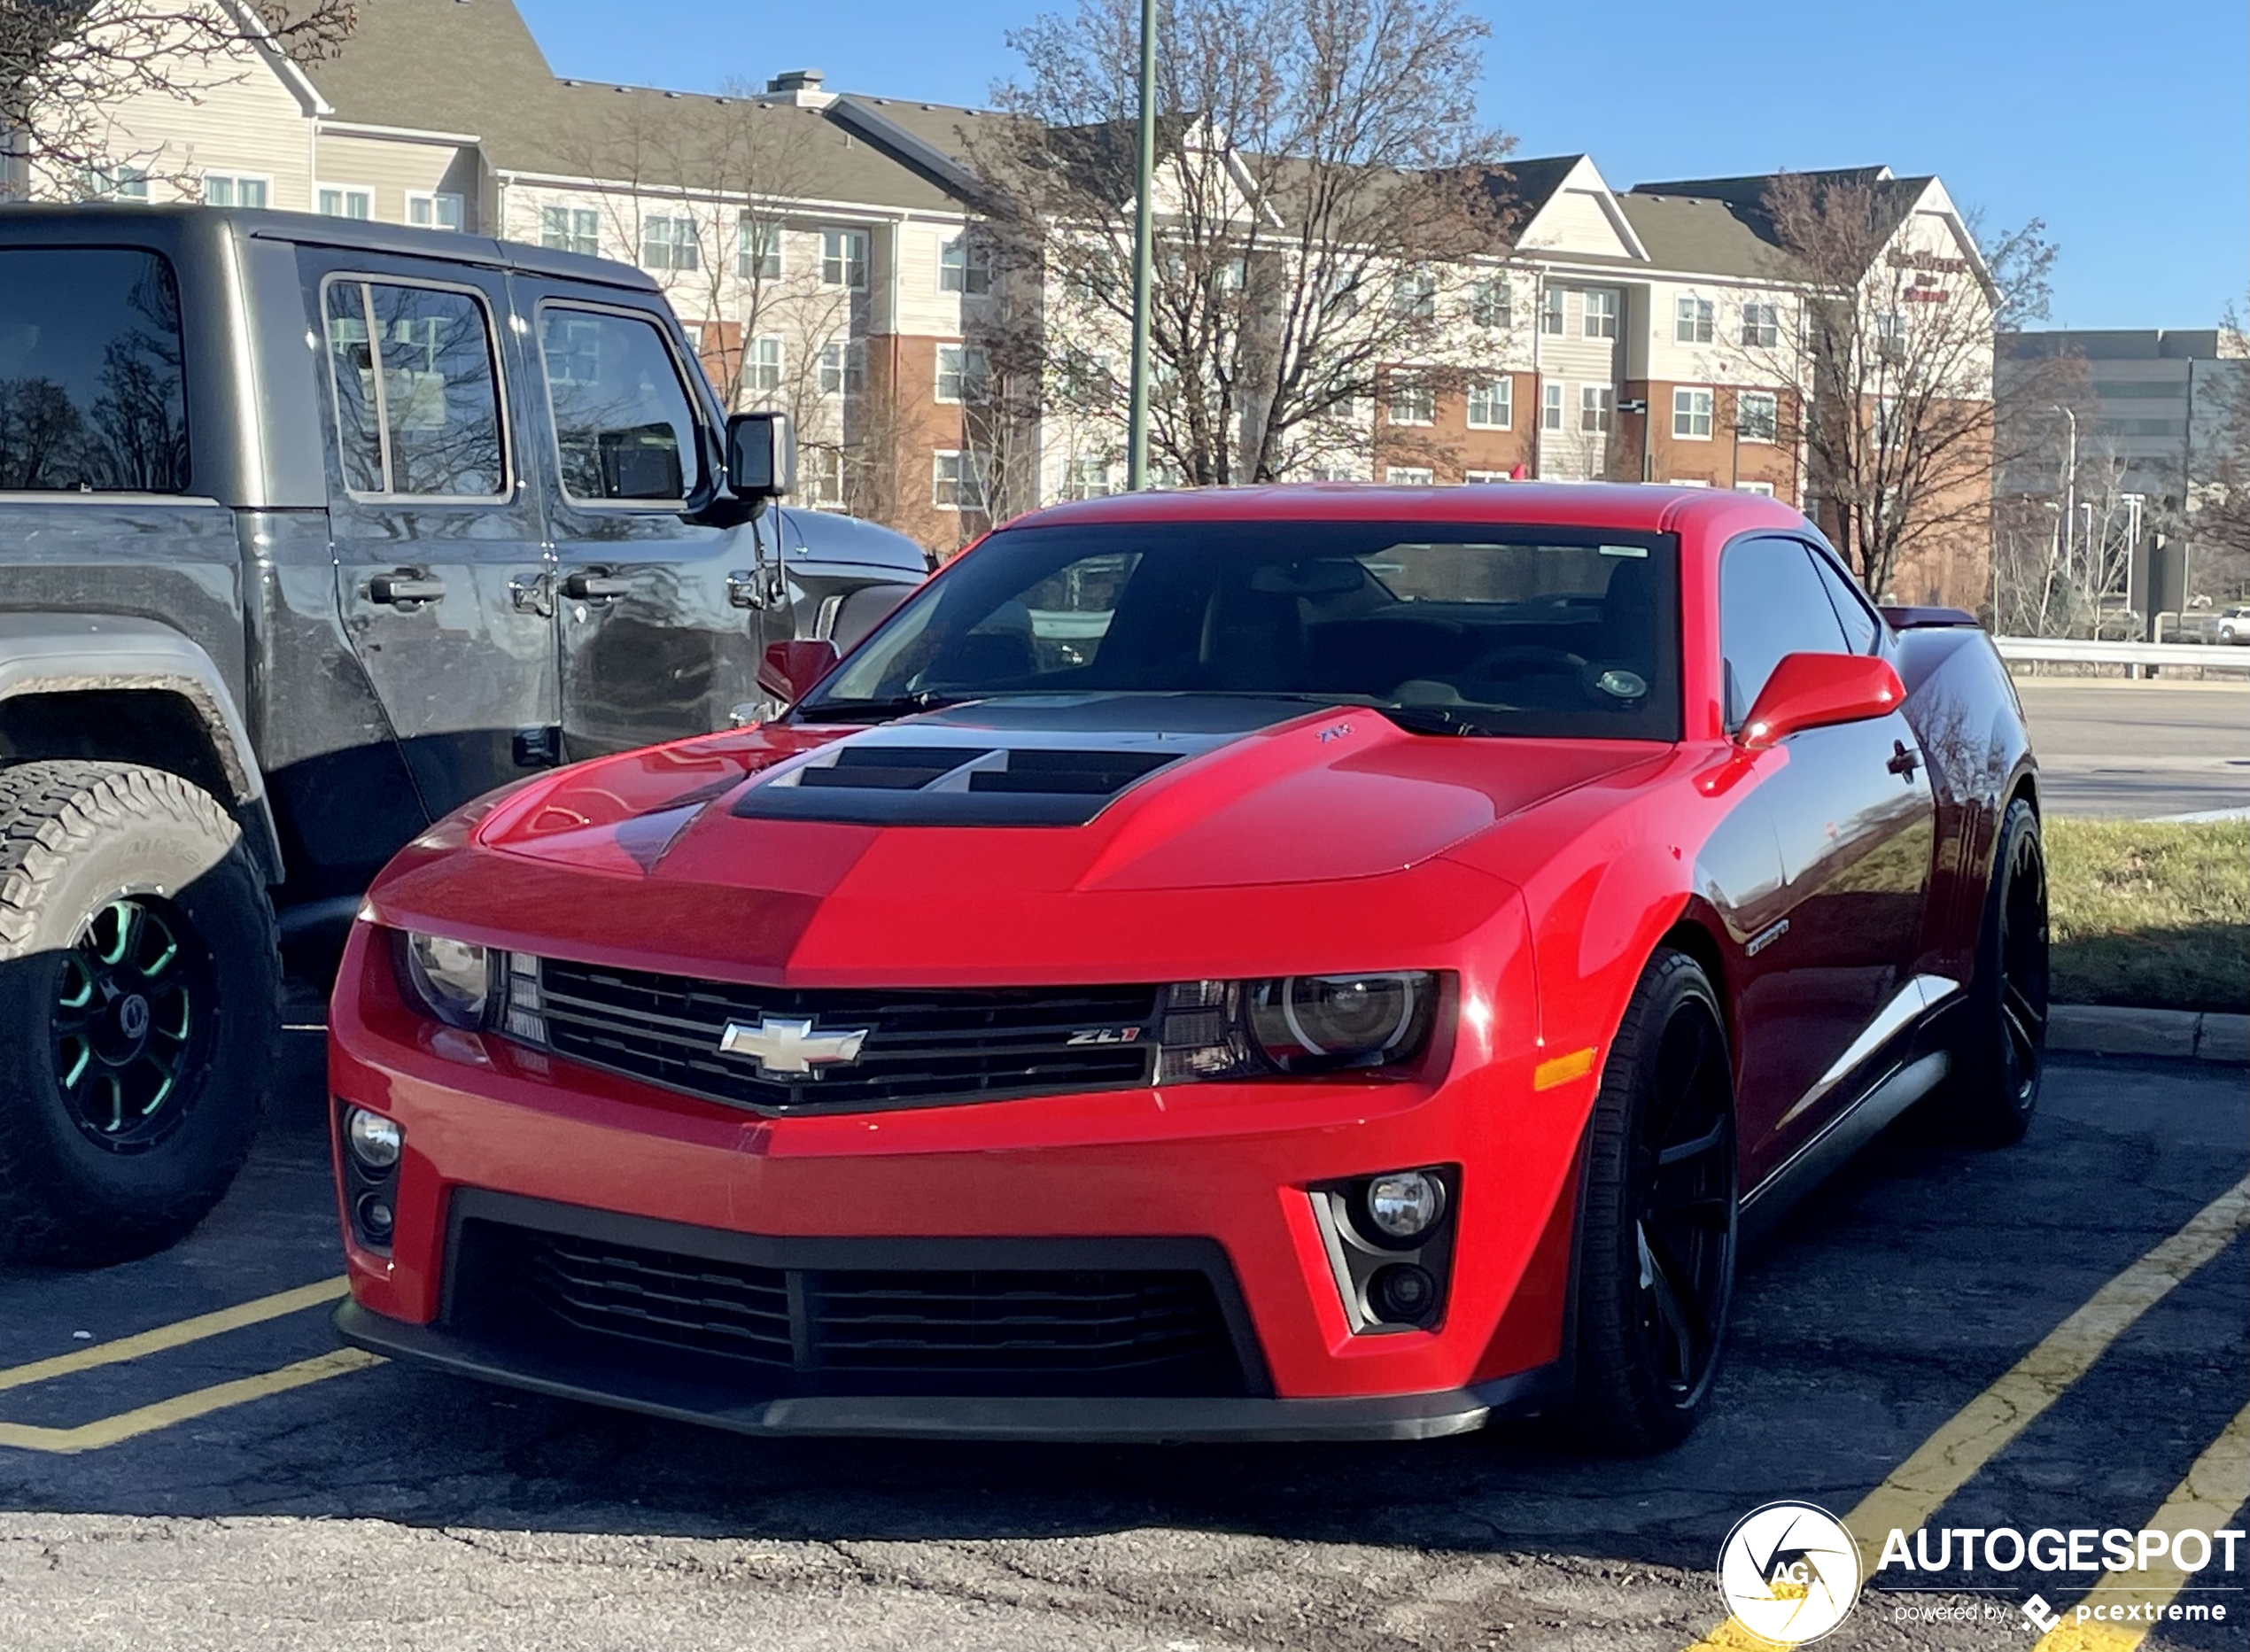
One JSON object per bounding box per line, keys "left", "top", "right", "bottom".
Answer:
{"left": 0, "top": 762, "right": 278, "bottom": 1265}
{"left": 1571, "top": 948, "right": 1739, "bottom": 1454}
{"left": 1949, "top": 796, "right": 2048, "bottom": 1145}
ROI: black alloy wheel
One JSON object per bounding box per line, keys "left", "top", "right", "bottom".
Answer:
{"left": 53, "top": 896, "right": 214, "bottom": 1152}
{"left": 1952, "top": 795, "right": 2049, "bottom": 1145}
{"left": 1630, "top": 997, "right": 1738, "bottom": 1405}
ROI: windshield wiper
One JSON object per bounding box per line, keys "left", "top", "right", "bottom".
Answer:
{"left": 792, "top": 690, "right": 973, "bottom": 724}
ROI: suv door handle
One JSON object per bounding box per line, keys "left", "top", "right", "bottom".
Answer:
{"left": 1887, "top": 740, "right": 1922, "bottom": 780}
{"left": 562, "top": 570, "right": 631, "bottom": 602}
{"left": 369, "top": 569, "right": 445, "bottom": 607}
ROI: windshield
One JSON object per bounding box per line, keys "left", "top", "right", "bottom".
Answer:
{"left": 799, "top": 520, "right": 1681, "bottom": 740}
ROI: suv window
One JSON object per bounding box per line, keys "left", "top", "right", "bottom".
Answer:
{"left": 1719, "top": 535, "right": 1850, "bottom": 729}
{"left": 322, "top": 280, "right": 507, "bottom": 498}
{"left": 538, "top": 306, "right": 701, "bottom": 503}
{"left": 0, "top": 247, "right": 190, "bottom": 492}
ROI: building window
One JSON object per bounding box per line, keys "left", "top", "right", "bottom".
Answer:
{"left": 804, "top": 446, "right": 846, "bottom": 507}
{"left": 935, "top": 344, "right": 989, "bottom": 404}
{"left": 1389, "top": 268, "right": 1436, "bottom": 321}
{"left": 1470, "top": 278, "right": 1510, "bottom": 330}
{"left": 1737, "top": 390, "right": 1779, "bottom": 444}
{"left": 1741, "top": 301, "right": 1780, "bottom": 348}
{"left": 1540, "top": 287, "right": 1565, "bottom": 335}
{"left": 1875, "top": 310, "right": 1908, "bottom": 361}
{"left": 1541, "top": 381, "right": 1564, "bottom": 430}
{"left": 1464, "top": 469, "right": 1512, "bottom": 484}
{"left": 1667, "top": 477, "right": 1711, "bottom": 488}
{"left": 1467, "top": 379, "right": 1511, "bottom": 430}
{"left": 932, "top": 449, "right": 988, "bottom": 510}
{"left": 939, "top": 234, "right": 992, "bottom": 295}
{"left": 1580, "top": 385, "right": 1612, "bottom": 434}
{"left": 823, "top": 229, "right": 868, "bottom": 288}
{"left": 1387, "top": 383, "right": 1434, "bottom": 426}
{"left": 1736, "top": 480, "right": 1776, "bottom": 497}
{"left": 1311, "top": 464, "right": 1364, "bottom": 482}
{"left": 1583, "top": 290, "right": 1618, "bottom": 339}
{"left": 1062, "top": 456, "right": 1113, "bottom": 500}
{"left": 739, "top": 217, "right": 782, "bottom": 280}
{"left": 1674, "top": 297, "right": 1715, "bottom": 345}
{"left": 541, "top": 206, "right": 599, "bottom": 256}
{"left": 201, "top": 173, "right": 268, "bottom": 208}
{"left": 1385, "top": 465, "right": 1435, "bottom": 485}
{"left": 81, "top": 164, "right": 150, "bottom": 202}
{"left": 746, "top": 335, "right": 783, "bottom": 394}
{"left": 317, "top": 185, "right": 371, "bottom": 220}
{"left": 641, "top": 213, "right": 699, "bottom": 271}
{"left": 407, "top": 191, "right": 465, "bottom": 232}
{"left": 1672, "top": 386, "right": 1714, "bottom": 438}
{"left": 819, "top": 340, "right": 863, "bottom": 397}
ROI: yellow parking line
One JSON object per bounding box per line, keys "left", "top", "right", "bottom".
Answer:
{"left": 1682, "top": 1174, "right": 2250, "bottom": 1650}
{"left": 2032, "top": 1402, "right": 2250, "bottom": 1651}
{"left": 0, "top": 1277, "right": 348, "bottom": 1394}
{"left": 0, "top": 1348, "right": 384, "bottom": 1454}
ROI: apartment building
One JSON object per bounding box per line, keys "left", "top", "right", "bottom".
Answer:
{"left": 13, "top": 0, "right": 1995, "bottom": 601}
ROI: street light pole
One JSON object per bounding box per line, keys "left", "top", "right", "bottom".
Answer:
{"left": 2052, "top": 403, "right": 2076, "bottom": 584}
{"left": 1124, "top": 0, "right": 1158, "bottom": 491}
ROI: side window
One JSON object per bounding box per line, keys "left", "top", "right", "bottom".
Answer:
{"left": 538, "top": 307, "right": 701, "bottom": 503}
{"left": 1719, "top": 536, "right": 1850, "bottom": 729}
{"left": 0, "top": 247, "right": 189, "bottom": 492}
{"left": 322, "top": 280, "right": 506, "bottom": 498}
{"left": 1808, "top": 549, "right": 1882, "bottom": 655}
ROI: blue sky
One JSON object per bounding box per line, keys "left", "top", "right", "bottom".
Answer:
{"left": 519, "top": 0, "right": 2246, "bottom": 330}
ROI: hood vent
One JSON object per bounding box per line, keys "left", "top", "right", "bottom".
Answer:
{"left": 735, "top": 742, "right": 1186, "bottom": 826}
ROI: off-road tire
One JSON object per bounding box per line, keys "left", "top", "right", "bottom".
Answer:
{"left": 1571, "top": 947, "right": 1739, "bottom": 1454}
{"left": 1948, "top": 796, "right": 2049, "bottom": 1146}
{"left": 0, "top": 761, "right": 278, "bottom": 1265}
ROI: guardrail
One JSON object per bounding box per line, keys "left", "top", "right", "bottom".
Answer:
{"left": 1994, "top": 636, "right": 2250, "bottom": 673}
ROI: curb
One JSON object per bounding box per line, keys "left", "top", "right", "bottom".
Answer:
{"left": 2050, "top": 1004, "right": 2250, "bottom": 1064}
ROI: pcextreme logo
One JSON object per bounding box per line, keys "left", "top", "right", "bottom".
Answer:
{"left": 1716, "top": 1501, "right": 1865, "bottom": 1645}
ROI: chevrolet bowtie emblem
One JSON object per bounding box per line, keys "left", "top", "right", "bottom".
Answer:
{"left": 717, "top": 1015, "right": 870, "bottom": 1075}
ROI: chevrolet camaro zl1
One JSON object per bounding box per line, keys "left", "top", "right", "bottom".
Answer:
{"left": 328, "top": 484, "right": 2046, "bottom": 1451}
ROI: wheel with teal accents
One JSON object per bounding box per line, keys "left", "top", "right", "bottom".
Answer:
{"left": 0, "top": 763, "right": 277, "bottom": 1264}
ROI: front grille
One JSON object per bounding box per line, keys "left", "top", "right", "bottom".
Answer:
{"left": 530, "top": 958, "right": 1159, "bottom": 1115}
{"left": 455, "top": 1216, "right": 1250, "bottom": 1398}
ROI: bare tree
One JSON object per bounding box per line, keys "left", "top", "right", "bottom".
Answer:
{"left": 1725, "top": 172, "right": 2058, "bottom": 601}
{"left": 2, "top": 0, "right": 354, "bottom": 190}
{"left": 974, "top": 0, "right": 1516, "bottom": 494}
{"left": 2176, "top": 304, "right": 2250, "bottom": 599}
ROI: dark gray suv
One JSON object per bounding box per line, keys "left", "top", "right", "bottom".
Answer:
{"left": 0, "top": 206, "right": 925, "bottom": 1263}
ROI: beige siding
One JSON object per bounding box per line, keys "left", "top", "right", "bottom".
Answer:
{"left": 313, "top": 133, "right": 483, "bottom": 229}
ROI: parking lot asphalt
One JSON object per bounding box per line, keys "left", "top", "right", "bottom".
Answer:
{"left": 2013, "top": 679, "right": 2250, "bottom": 818}
{"left": 0, "top": 1026, "right": 2242, "bottom": 1652}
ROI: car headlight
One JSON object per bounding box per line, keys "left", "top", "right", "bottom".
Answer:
{"left": 1158, "top": 972, "right": 1442, "bottom": 1081}
{"left": 394, "top": 930, "right": 493, "bottom": 1028}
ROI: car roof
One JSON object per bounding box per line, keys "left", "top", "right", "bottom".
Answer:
{"left": 1001, "top": 481, "right": 1812, "bottom": 539}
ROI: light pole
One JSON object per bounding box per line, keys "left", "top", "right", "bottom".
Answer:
{"left": 2052, "top": 403, "right": 2076, "bottom": 583}
{"left": 1124, "top": 0, "right": 1158, "bottom": 491}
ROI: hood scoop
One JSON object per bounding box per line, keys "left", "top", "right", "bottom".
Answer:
{"left": 735, "top": 733, "right": 1196, "bottom": 826}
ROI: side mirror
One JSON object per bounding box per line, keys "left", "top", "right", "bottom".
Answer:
{"left": 1736, "top": 652, "right": 1906, "bottom": 750}
{"left": 756, "top": 638, "right": 839, "bottom": 704}
{"left": 726, "top": 410, "right": 795, "bottom": 500}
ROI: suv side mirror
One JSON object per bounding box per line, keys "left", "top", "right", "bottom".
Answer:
{"left": 757, "top": 639, "right": 839, "bottom": 704}
{"left": 727, "top": 410, "right": 795, "bottom": 500}
{"left": 1736, "top": 652, "right": 1906, "bottom": 750}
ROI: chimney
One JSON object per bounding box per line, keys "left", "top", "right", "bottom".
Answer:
{"left": 765, "top": 69, "right": 826, "bottom": 94}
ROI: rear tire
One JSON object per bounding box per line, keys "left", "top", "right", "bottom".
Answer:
{"left": 0, "top": 762, "right": 278, "bottom": 1265}
{"left": 1571, "top": 948, "right": 1739, "bottom": 1454}
{"left": 1949, "top": 796, "right": 2048, "bottom": 1146}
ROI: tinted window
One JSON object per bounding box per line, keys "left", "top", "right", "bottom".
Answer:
{"left": 1719, "top": 536, "right": 1850, "bottom": 728}
{"left": 322, "top": 281, "right": 506, "bottom": 497}
{"left": 539, "top": 308, "right": 700, "bottom": 502}
{"left": 0, "top": 248, "right": 189, "bottom": 492}
{"left": 1809, "top": 549, "right": 1882, "bottom": 655}
{"left": 805, "top": 522, "right": 1682, "bottom": 741}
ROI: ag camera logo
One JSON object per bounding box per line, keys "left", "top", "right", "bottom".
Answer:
{"left": 1717, "top": 1501, "right": 1865, "bottom": 1645}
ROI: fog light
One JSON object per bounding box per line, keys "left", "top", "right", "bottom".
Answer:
{"left": 353, "top": 1191, "right": 395, "bottom": 1245}
{"left": 345, "top": 1106, "right": 403, "bottom": 1172}
{"left": 1369, "top": 1263, "right": 1437, "bottom": 1323}
{"left": 1365, "top": 1169, "right": 1445, "bottom": 1240}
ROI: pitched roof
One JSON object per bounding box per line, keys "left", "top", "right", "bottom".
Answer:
{"left": 1613, "top": 192, "right": 1791, "bottom": 281}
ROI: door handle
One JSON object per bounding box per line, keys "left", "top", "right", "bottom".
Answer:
{"left": 369, "top": 569, "right": 444, "bottom": 607}
{"left": 1887, "top": 740, "right": 1922, "bottom": 780}
{"left": 562, "top": 570, "right": 631, "bottom": 602}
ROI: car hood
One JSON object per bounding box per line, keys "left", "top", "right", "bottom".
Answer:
{"left": 368, "top": 695, "right": 1659, "bottom": 982}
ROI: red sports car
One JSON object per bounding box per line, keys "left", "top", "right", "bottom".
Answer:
{"left": 329, "top": 485, "right": 2046, "bottom": 1451}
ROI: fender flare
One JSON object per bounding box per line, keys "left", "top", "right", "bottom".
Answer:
{"left": 0, "top": 614, "right": 284, "bottom": 884}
